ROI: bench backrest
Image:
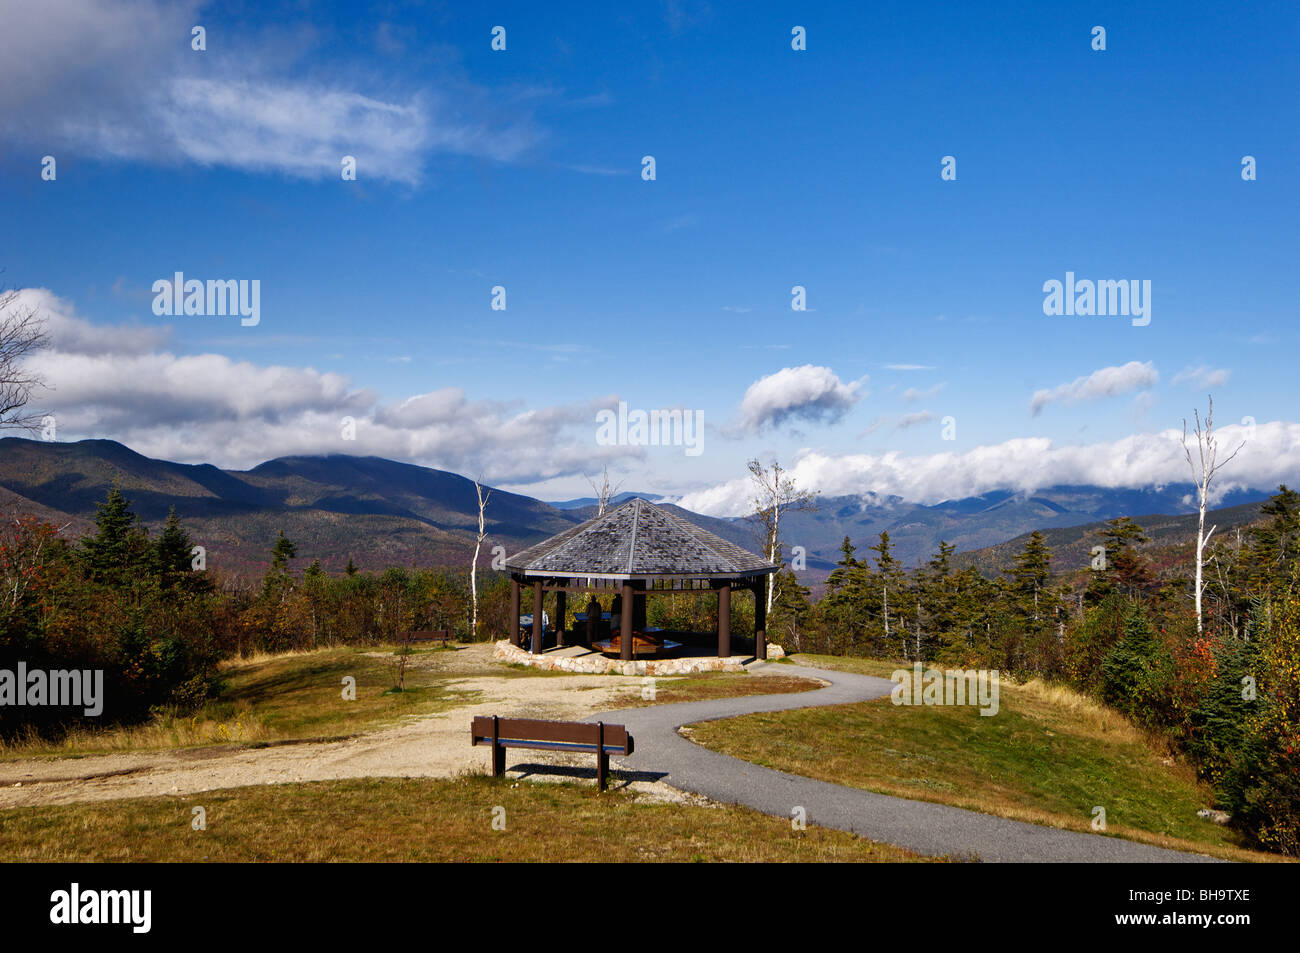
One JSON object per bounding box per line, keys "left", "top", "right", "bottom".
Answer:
{"left": 470, "top": 716, "right": 632, "bottom": 755}
{"left": 406, "top": 630, "right": 450, "bottom": 640}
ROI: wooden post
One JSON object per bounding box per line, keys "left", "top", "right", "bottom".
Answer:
{"left": 532, "top": 583, "right": 544, "bottom": 655}
{"left": 754, "top": 581, "right": 767, "bottom": 661}
{"left": 585, "top": 594, "right": 599, "bottom": 648}
{"left": 633, "top": 587, "right": 646, "bottom": 632}
{"left": 718, "top": 583, "right": 731, "bottom": 658}
{"left": 620, "top": 581, "right": 634, "bottom": 661}
{"left": 596, "top": 721, "right": 607, "bottom": 791}
{"left": 556, "top": 589, "right": 567, "bottom": 648}
{"left": 508, "top": 579, "right": 521, "bottom": 647}
{"left": 491, "top": 715, "right": 504, "bottom": 776}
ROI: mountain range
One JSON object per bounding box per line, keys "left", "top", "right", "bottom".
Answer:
{"left": 0, "top": 437, "right": 1281, "bottom": 585}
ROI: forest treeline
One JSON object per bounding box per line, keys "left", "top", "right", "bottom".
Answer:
{"left": 1, "top": 484, "right": 1296, "bottom": 854}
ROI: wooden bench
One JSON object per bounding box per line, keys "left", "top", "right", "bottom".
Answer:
{"left": 405, "top": 630, "right": 452, "bottom": 646}
{"left": 470, "top": 716, "right": 634, "bottom": 791}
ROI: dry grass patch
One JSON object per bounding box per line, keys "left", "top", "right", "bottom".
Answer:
{"left": 0, "top": 646, "right": 480, "bottom": 760}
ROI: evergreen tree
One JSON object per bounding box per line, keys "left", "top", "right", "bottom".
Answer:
{"left": 152, "top": 507, "right": 193, "bottom": 583}
{"left": 823, "top": 536, "right": 873, "bottom": 654}
{"left": 871, "top": 531, "right": 905, "bottom": 656}
{"left": 80, "top": 484, "right": 149, "bottom": 583}
{"left": 949, "top": 564, "right": 996, "bottom": 663}
{"left": 1186, "top": 626, "right": 1261, "bottom": 803}
{"left": 263, "top": 530, "right": 299, "bottom": 600}
{"left": 270, "top": 530, "right": 298, "bottom": 572}
{"left": 1087, "top": 517, "right": 1156, "bottom": 602}
{"left": 1100, "top": 603, "right": 1167, "bottom": 723}
{"left": 1247, "top": 485, "right": 1300, "bottom": 600}
{"left": 769, "top": 568, "right": 814, "bottom": 653}
{"left": 917, "top": 541, "right": 957, "bottom": 660}
{"left": 1004, "top": 531, "right": 1062, "bottom": 672}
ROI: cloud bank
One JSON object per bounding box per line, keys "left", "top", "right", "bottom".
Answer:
{"left": 9, "top": 289, "right": 627, "bottom": 482}
{"left": 677, "top": 425, "right": 1298, "bottom": 516}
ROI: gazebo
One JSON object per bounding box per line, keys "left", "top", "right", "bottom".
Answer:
{"left": 503, "top": 498, "right": 779, "bottom": 661}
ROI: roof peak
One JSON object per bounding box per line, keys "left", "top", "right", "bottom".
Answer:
{"left": 505, "top": 497, "right": 776, "bottom": 580}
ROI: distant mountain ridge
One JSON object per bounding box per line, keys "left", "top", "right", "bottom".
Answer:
{"left": 771, "top": 484, "right": 1274, "bottom": 574}
{"left": 0, "top": 437, "right": 1284, "bottom": 585}
{"left": 0, "top": 438, "right": 579, "bottom": 577}
{"left": 545, "top": 491, "right": 669, "bottom": 511}
{"left": 951, "top": 498, "right": 1272, "bottom": 578}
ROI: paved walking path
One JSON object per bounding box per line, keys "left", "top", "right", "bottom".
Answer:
{"left": 593, "top": 662, "right": 1221, "bottom": 863}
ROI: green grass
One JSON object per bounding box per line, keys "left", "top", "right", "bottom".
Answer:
{"left": 692, "top": 653, "right": 1283, "bottom": 863}
{"left": 0, "top": 776, "right": 935, "bottom": 862}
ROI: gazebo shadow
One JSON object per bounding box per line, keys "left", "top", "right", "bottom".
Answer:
{"left": 509, "top": 761, "right": 667, "bottom": 789}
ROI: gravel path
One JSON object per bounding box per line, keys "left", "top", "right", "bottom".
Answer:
{"left": 593, "top": 662, "right": 1222, "bottom": 863}
{"left": 0, "top": 646, "right": 662, "bottom": 808}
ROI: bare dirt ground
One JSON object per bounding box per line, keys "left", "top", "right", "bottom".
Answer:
{"left": 0, "top": 644, "right": 712, "bottom": 809}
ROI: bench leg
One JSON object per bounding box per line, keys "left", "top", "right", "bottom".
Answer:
{"left": 493, "top": 742, "right": 506, "bottom": 778}
{"left": 598, "top": 750, "right": 608, "bottom": 791}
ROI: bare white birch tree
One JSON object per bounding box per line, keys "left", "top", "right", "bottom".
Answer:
{"left": 748, "top": 458, "right": 817, "bottom": 614}
{"left": 1182, "top": 396, "right": 1244, "bottom": 635}
{"left": 470, "top": 477, "right": 492, "bottom": 638}
{"left": 585, "top": 465, "right": 623, "bottom": 516}
{"left": 0, "top": 287, "right": 49, "bottom": 431}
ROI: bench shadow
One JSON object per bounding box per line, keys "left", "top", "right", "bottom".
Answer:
{"left": 509, "top": 760, "right": 667, "bottom": 790}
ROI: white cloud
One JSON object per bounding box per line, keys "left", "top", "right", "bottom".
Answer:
{"left": 0, "top": 0, "right": 538, "bottom": 184}
{"left": 1030, "top": 361, "right": 1158, "bottom": 416}
{"left": 895, "top": 411, "right": 936, "bottom": 430}
{"left": 901, "top": 382, "right": 946, "bottom": 403}
{"left": 3, "top": 289, "right": 635, "bottom": 483}
{"left": 1172, "top": 365, "right": 1231, "bottom": 389}
{"left": 8, "top": 288, "right": 170, "bottom": 356}
{"left": 733, "top": 365, "right": 867, "bottom": 434}
{"left": 678, "top": 423, "right": 1299, "bottom": 516}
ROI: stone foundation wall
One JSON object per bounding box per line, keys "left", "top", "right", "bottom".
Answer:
{"left": 492, "top": 640, "right": 784, "bottom": 676}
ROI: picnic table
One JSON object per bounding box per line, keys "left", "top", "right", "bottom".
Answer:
{"left": 593, "top": 628, "right": 681, "bottom": 659}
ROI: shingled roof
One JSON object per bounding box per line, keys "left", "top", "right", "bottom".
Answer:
{"left": 504, "top": 498, "right": 778, "bottom": 580}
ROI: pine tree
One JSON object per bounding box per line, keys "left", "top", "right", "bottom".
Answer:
{"left": 770, "top": 568, "right": 814, "bottom": 653}
{"left": 1100, "top": 603, "right": 1166, "bottom": 723}
{"left": 1004, "top": 531, "right": 1061, "bottom": 672}
{"left": 302, "top": 559, "right": 327, "bottom": 647}
{"left": 345, "top": 556, "right": 358, "bottom": 576}
{"left": 871, "top": 531, "right": 904, "bottom": 657}
{"left": 823, "top": 536, "right": 872, "bottom": 653}
{"left": 270, "top": 531, "right": 297, "bottom": 572}
{"left": 263, "top": 530, "right": 299, "bottom": 601}
{"left": 918, "top": 541, "right": 957, "bottom": 661}
{"left": 152, "top": 507, "right": 193, "bottom": 584}
{"left": 1186, "top": 626, "right": 1260, "bottom": 801}
{"left": 1087, "top": 517, "right": 1155, "bottom": 603}
{"left": 81, "top": 484, "right": 148, "bottom": 583}
{"left": 1247, "top": 485, "right": 1300, "bottom": 600}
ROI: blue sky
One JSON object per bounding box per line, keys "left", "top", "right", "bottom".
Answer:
{"left": 1, "top": 0, "right": 1297, "bottom": 512}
